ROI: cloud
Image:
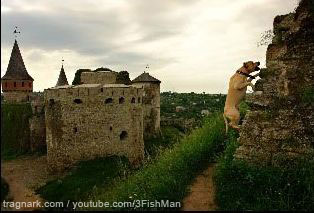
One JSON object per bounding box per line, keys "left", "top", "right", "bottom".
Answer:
{"left": 1, "top": 0, "right": 297, "bottom": 92}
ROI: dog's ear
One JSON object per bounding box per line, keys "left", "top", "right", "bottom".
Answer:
{"left": 243, "top": 62, "right": 248, "bottom": 68}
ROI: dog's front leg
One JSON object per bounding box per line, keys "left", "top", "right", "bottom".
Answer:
{"left": 247, "top": 73, "right": 260, "bottom": 82}
{"left": 234, "top": 81, "right": 254, "bottom": 90}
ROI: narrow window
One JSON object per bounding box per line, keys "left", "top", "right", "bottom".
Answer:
{"left": 5, "top": 82, "right": 7, "bottom": 88}
{"left": 73, "top": 127, "right": 78, "bottom": 133}
{"left": 74, "top": 99, "right": 83, "bottom": 104}
{"left": 119, "top": 97, "right": 125, "bottom": 104}
{"left": 112, "top": 91, "right": 114, "bottom": 96}
{"left": 29, "top": 82, "right": 32, "bottom": 87}
{"left": 34, "top": 106, "right": 38, "bottom": 113}
{"left": 138, "top": 97, "right": 141, "bottom": 103}
{"left": 14, "top": 82, "right": 16, "bottom": 87}
{"left": 120, "top": 131, "right": 128, "bottom": 140}
{"left": 105, "top": 98, "right": 113, "bottom": 104}
{"left": 100, "top": 88, "right": 103, "bottom": 92}
{"left": 22, "top": 82, "right": 24, "bottom": 87}
{"left": 110, "top": 126, "right": 113, "bottom": 131}
{"left": 131, "top": 97, "right": 136, "bottom": 103}
{"left": 49, "top": 99, "right": 55, "bottom": 107}
{"left": 123, "top": 90, "right": 125, "bottom": 95}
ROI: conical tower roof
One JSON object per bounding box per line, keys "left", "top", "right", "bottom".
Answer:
{"left": 55, "top": 65, "right": 69, "bottom": 86}
{"left": 132, "top": 72, "right": 161, "bottom": 83}
{"left": 1, "top": 40, "right": 34, "bottom": 81}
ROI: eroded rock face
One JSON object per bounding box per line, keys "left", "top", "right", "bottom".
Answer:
{"left": 235, "top": 0, "right": 314, "bottom": 167}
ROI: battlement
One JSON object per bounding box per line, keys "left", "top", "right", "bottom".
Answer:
{"left": 44, "top": 83, "right": 144, "bottom": 105}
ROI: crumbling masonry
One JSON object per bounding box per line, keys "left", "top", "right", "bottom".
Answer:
{"left": 235, "top": 0, "right": 314, "bottom": 166}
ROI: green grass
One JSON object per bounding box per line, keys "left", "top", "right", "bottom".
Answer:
{"left": 1, "top": 103, "right": 33, "bottom": 160}
{"left": 214, "top": 131, "right": 314, "bottom": 211}
{"left": 84, "top": 113, "right": 225, "bottom": 210}
{"left": 144, "top": 126, "right": 185, "bottom": 158}
{"left": 301, "top": 86, "right": 314, "bottom": 104}
{"left": 1, "top": 177, "right": 9, "bottom": 202}
{"left": 37, "top": 156, "right": 130, "bottom": 205}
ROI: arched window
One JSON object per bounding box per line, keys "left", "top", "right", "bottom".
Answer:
{"left": 100, "top": 88, "right": 103, "bottom": 92}
{"left": 120, "top": 131, "right": 128, "bottom": 140}
{"left": 131, "top": 97, "right": 136, "bottom": 103}
{"left": 74, "top": 99, "right": 83, "bottom": 104}
{"left": 73, "top": 127, "right": 78, "bottom": 133}
{"left": 105, "top": 98, "right": 113, "bottom": 104}
{"left": 119, "top": 97, "right": 125, "bottom": 104}
{"left": 110, "top": 126, "right": 113, "bottom": 131}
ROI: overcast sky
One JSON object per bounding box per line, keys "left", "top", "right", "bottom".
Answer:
{"left": 1, "top": 0, "right": 297, "bottom": 93}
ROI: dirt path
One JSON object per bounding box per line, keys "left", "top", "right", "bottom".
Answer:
{"left": 182, "top": 163, "right": 217, "bottom": 211}
{"left": 1, "top": 155, "right": 59, "bottom": 211}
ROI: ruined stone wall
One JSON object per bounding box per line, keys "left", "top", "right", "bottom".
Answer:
{"left": 80, "top": 71, "right": 118, "bottom": 84}
{"left": 235, "top": 0, "right": 314, "bottom": 167}
{"left": 29, "top": 98, "right": 46, "bottom": 152}
{"left": 44, "top": 84, "right": 144, "bottom": 171}
{"left": 132, "top": 82, "right": 160, "bottom": 139}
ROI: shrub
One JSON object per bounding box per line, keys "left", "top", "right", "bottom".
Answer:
{"left": 1, "top": 103, "right": 33, "bottom": 160}
{"left": 1, "top": 177, "right": 9, "bottom": 202}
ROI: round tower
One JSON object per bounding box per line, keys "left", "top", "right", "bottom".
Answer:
{"left": 1, "top": 40, "right": 34, "bottom": 102}
{"left": 132, "top": 72, "right": 161, "bottom": 139}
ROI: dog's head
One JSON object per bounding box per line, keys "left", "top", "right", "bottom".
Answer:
{"left": 243, "top": 61, "right": 260, "bottom": 73}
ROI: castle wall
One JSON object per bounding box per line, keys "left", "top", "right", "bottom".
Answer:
{"left": 80, "top": 71, "right": 118, "bottom": 85}
{"left": 29, "top": 98, "right": 46, "bottom": 152}
{"left": 2, "top": 91, "right": 32, "bottom": 103}
{"left": 44, "top": 84, "right": 144, "bottom": 171}
{"left": 132, "top": 82, "right": 160, "bottom": 138}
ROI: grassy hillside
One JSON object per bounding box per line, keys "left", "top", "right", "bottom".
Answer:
{"left": 214, "top": 131, "right": 314, "bottom": 211}
{"left": 1, "top": 103, "right": 33, "bottom": 160}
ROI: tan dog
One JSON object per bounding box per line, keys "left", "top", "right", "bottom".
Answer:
{"left": 223, "top": 61, "right": 260, "bottom": 133}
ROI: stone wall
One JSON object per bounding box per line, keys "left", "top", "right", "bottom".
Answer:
{"left": 44, "top": 84, "right": 145, "bottom": 171}
{"left": 235, "top": 0, "right": 314, "bottom": 167}
{"left": 132, "top": 82, "right": 161, "bottom": 139}
{"left": 2, "top": 91, "right": 31, "bottom": 103}
{"left": 29, "top": 97, "right": 46, "bottom": 152}
{"left": 80, "top": 71, "right": 118, "bottom": 84}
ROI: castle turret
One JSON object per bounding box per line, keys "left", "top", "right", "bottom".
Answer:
{"left": 132, "top": 72, "right": 161, "bottom": 138}
{"left": 1, "top": 39, "right": 34, "bottom": 102}
{"left": 55, "top": 64, "right": 69, "bottom": 87}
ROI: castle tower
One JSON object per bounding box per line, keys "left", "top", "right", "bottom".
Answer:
{"left": 1, "top": 39, "right": 34, "bottom": 102}
{"left": 55, "top": 64, "right": 69, "bottom": 87}
{"left": 132, "top": 72, "right": 161, "bottom": 138}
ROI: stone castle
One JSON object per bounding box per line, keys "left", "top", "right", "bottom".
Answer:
{"left": 1, "top": 39, "right": 161, "bottom": 171}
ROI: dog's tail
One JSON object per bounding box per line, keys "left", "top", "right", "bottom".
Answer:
{"left": 223, "top": 113, "right": 228, "bottom": 134}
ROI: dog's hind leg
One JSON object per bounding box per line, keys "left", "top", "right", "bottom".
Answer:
{"left": 223, "top": 114, "right": 229, "bottom": 134}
